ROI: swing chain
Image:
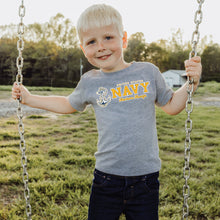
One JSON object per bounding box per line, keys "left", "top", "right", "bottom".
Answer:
{"left": 183, "top": 0, "right": 205, "bottom": 219}
{"left": 16, "top": 1, "right": 32, "bottom": 219}
{"left": 189, "top": 0, "right": 205, "bottom": 59}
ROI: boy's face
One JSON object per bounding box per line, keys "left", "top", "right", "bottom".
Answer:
{"left": 80, "top": 24, "right": 128, "bottom": 73}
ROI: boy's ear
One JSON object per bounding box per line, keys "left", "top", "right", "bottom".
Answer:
{"left": 122, "top": 31, "right": 128, "bottom": 49}
{"left": 80, "top": 44, "right": 86, "bottom": 54}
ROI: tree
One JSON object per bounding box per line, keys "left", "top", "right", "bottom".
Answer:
{"left": 145, "top": 42, "right": 168, "bottom": 72}
{"left": 27, "top": 13, "right": 78, "bottom": 48}
{"left": 124, "top": 32, "right": 147, "bottom": 62}
{"left": 201, "top": 44, "right": 220, "bottom": 82}
{"left": 0, "top": 38, "right": 17, "bottom": 84}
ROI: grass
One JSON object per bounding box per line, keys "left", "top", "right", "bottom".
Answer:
{"left": 0, "top": 82, "right": 220, "bottom": 219}
{"left": 195, "top": 81, "right": 220, "bottom": 96}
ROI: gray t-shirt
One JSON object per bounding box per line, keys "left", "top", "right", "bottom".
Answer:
{"left": 68, "top": 62, "right": 173, "bottom": 176}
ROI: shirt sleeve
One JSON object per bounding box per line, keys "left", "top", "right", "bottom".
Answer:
{"left": 68, "top": 77, "right": 88, "bottom": 112}
{"left": 154, "top": 66, "right": 174, "bottom": 107}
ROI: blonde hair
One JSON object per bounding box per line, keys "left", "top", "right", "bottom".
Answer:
{"left": 77, "top": 4, "right": 124, "bottom": 43}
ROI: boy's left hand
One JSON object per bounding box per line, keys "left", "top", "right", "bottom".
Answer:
{"left": 184, "top": 56, "right": 202, "bottom": 85}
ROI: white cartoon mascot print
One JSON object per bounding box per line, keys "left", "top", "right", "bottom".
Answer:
{"left": 96, "top": 87, "right": 111, "bottom": 107}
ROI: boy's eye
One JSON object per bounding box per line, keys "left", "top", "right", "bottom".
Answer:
{"left": 87, "top": 40, "right": 95, "bottom": 45}
{"left": 106, "top": 36, "right": 112, "bottom": 40}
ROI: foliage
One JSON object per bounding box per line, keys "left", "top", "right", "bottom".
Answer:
{"left": 0, "top": 14, "right": 92, "bottom": 87}
{"left": 201, "top": 44, "right": 220, "bottom": 82}
{"left": 27, "top": 13, "right": 78, "bottom": 48}
{"left": 124, "top": 29, "right": 192, "bottom": 73}
{"left": 0, "top": 38, "right": 17, "bottom": 84}
{"left": 124, "top": 32, "right": 147, "bottom": 62}
{"left": 195, "top": 81, "right": 220, "bottom": 96}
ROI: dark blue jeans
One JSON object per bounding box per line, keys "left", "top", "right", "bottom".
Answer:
{"left": 88, "top": 169, "right": 160, "bottom": 220}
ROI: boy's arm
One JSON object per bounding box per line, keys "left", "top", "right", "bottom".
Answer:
{"left": 161, "top": 56, "right": 202, "bottom": 115}
{"left": 12, "top": 83, "right": 77, "bottom": 114}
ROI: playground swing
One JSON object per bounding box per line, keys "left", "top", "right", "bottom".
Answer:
{"left": 15, "top": 1, "right": 205, "bottom": 220}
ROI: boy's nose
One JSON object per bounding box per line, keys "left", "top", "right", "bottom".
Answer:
{"left": 97, "top": 41, "right": 105, "bottom": 52}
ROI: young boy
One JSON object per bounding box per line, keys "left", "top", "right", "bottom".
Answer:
{"left": 12, "top": 4, "right": 202, "bottom": 220}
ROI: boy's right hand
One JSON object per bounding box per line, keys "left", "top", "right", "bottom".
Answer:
{"left": 12, "top": 82, "right": 31, "bottom": 104}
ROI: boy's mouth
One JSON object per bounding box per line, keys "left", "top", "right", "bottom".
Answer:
{"left": 97, "top": 54, "right": 111, "bottom": 60}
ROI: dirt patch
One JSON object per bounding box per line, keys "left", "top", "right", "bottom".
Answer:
{"left": 194, "top": 95, "right": 220, "bottom": 107}
{"left": 0, "top": 99, "right": 46, "bottom": 118}
{"left": 0, "top": 184, "right": 22, "bottom": 206}
{"left": 0, "top": 95, "right": 220, "bottom": 118}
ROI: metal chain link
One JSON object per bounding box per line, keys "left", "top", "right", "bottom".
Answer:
{"left": 16, "top": 1, "right": 32, "bottom": 219}
{"left": 182, "top": 0, "right": 205, "bottom": 219}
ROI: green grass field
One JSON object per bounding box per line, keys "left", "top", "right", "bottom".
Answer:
{"left": 0, "top": 82, "right": 220, "bottom": 219}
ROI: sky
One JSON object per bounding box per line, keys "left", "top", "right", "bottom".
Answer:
{"left": 0, "top": 0, "right": 219, "bottom": 44}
